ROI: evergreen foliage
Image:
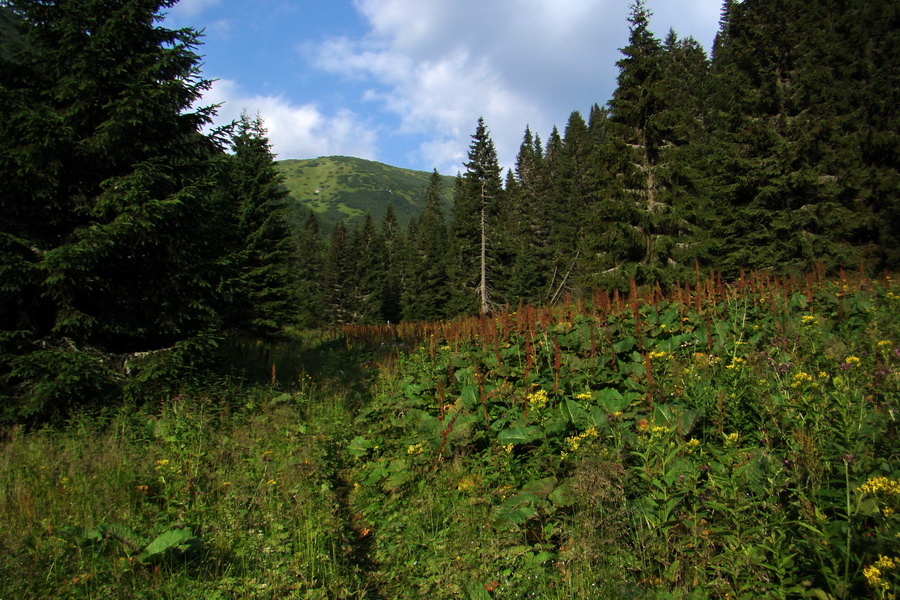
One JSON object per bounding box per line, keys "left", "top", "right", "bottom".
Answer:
{"left": 402, "top": 171, "right": 449, "bottom": 321}
{"left": 221, "top": 111, "right": 296, "bottom": 341}
{"left": 0, "top": 0, "right": 223, "bottom": 417}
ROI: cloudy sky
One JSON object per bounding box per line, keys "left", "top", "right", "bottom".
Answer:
{"left": 164, "top": 0, "right": 723, "bottom": 174}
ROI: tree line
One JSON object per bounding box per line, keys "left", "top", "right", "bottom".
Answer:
{"left": 295, "top": 0, "right": 898, "bottom": 324}
{"left": 1, "top": 0, "right": 897, "bottom": 418}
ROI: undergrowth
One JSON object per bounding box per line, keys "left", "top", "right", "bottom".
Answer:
{"left": 1, "top": 271, "right": 898, "bottom": 599}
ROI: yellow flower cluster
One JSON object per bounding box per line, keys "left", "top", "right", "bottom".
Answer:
{"left": 724, "top": 432, "right": 740, "bottom": 445}
{"left": 566, "top": 426, "right": 599, "bottom": 451}
{"left": 503, "top": 444, "right": 514, "bottom": 454}
{"left": 860, "top": 476, "right": 900, "bottom": 496}
{"left": 528, "top": 389, "right": 549, "bottom": 410}
{"left": 791, "top": 372, "right": 814, "bottom": 388}
{"left": 650, "top": 425, "right": 672, "bottom": 437}
{"left": 649, "top": 350, "right": 671, "bottom": 360}
{"left": 685, "top": 438, "right": 701, "bottom": 452}
{"left": 725, "top": 357, "right": 746, "bottom": 370}
{"left": 801, "top": 315, "right": 818, "bottom": 325}
{"left": 878, "top": 340, "right": 893, "bottom": 349}
{"left": 406, "top": 443, "right": 424, "bottom": 456}
{"left": 845, "top": 355, "right": 862, "bottom": 365}
{"left": 864, "top": 555, "right": 898, "bottom": 595}
{"left": 575, "top": 392, "right": 592, "bottom": 401}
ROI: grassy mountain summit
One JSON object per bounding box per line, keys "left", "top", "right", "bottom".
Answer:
{"left": 276, "top": 156, "right": 455, "bottom": 231}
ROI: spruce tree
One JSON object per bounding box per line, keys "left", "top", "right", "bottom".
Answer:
{"left": 447, "top": 118, "right": 504, "bottom": 315}
{"left": 320, "top": 222, "right": 356, "bottom": 325}
{"left": 585, "top": 1, "right": 707, "bottom": 288}
{"left": 402, "top": 170, "right": 449, "bottom": 321}
{"left": 222, "top": 111, "right": 296, "bottom": 341}
{"left": 0, "top": 0, "right": 223, "bottom": 416}
{"left": 350, "top": 213, "right": 385, "bottom": 323}
{"left": 379, "top": 204, "right": 404, "bottom": 323}
{"left": 292, "top": 210, "right": 324, "bottom": 329}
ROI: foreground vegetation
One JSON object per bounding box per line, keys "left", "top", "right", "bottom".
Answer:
{"left": 2, "top": 270, "right": 897, "bottom": 599}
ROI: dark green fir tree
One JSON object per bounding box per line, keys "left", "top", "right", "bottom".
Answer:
{"left": 0, "top": 0, "right": 224, "bottom": 417}
{"left": 222, "top": 111, "right": 296, "bottom": 341}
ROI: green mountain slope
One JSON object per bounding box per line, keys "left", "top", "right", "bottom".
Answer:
{"left": 277, "top": 156, "right": 455, "bottom": 231}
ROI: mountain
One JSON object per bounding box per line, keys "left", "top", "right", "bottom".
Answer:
{"left": 276, "top": 156, "right": 455, "bottom": 231}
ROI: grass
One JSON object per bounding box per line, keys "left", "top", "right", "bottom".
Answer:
{"left": 277, "top": 156, "right": 455, "bottom": 232}
{"left": 1, "top": 270, "right": 898, "bottom": 599}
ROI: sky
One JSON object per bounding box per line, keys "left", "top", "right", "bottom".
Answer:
{"left": 164, "top": 0, "right": 724, "bottom": 174}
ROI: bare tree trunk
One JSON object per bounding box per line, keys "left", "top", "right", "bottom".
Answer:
{"left": 479, "top": 179, "right": 490, "bottom": 315}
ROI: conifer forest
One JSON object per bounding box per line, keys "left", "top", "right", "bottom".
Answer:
{"left": 1, "top": 1, "right": 898, "bottom": 599}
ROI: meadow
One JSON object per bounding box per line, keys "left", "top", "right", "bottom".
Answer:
{"left": 1, "top": 268, "right": 898, "bottom": 599}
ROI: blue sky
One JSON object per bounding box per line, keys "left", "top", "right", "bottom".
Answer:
{"left": 164, "top": 0, "right": 723, "bottom": 174}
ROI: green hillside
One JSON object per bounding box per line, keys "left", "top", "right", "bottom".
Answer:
{"left": 277, "top": 156, "right": 455, "bottom": 231}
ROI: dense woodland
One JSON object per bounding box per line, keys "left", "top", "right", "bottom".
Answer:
{"left": 1, "top": 0, "right": 898, "bottom": 419}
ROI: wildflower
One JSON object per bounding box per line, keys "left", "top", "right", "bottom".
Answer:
{"left": 859, "top": 476, "right": 900, "bottom": 496}
{"left": 575, "top": 392, "right": 592, "bottom": 401}
{"left": 222, "top": 482, "right": 232, "bottom": 487}
{"left": 528, "top": 389, "right": 549, "bottom": 410}
{"left": 724, "top": 432, "right": 739, "bottom": 445}
{"left": 844, "top": 355, "right": 861, "bottom": 366}
{"left": 878, "top": 340, "right": 892, "bottom": 348}
{"left": 801, "top": 315, "right": 818, "bottom": 325}
{"left": 791, "top": 372, "right": 814, "bottom": 388}
{"left": 650, "top": 425, "right": 671, "bottom": 436}
{"left": 612, "top": 411, "right": 623, "bottom": 417}
{"left": 818, "top": 371, "right": 829, "bottom": 378}
{"left": 503, "top": 444, "right": 514, "bottom": 454}
{"left": 155, "top": 459, "right": 169, "bottom": 470}
{"left": 884, "top": 507, "right": 895, "bottom": 518}
{"left": 637, "top": 419, "right": 650, "bottom": 432}
{"left": 863, "top": 564, "right": 882, "bottom": 585}
{"left": 649, "top": 350, "right": 670, "bottom": 360}
{"left": 726, "top": 357, "right": 745, "bottom": 370}
{"left": 686, "top": 438, "right": 701, "bottom": 451}
{"left": 267, "top": 479, "right": 277, "bottom": 485}
{"left": 407, "top": 443, "right": 424, "bottom": 456}
{"left": 135, "top": 485, "right": 149, "bottom": 494}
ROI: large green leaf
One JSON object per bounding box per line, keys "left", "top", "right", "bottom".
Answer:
{"left": 498, "top": 426, "right": 543, "bottom": 445}
{"left": 138, "top": 528, "right": 197, "bottom": 562}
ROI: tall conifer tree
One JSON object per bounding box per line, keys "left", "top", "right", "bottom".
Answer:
{"left": 0, "top": 0, "right": 223, "bottom": 415}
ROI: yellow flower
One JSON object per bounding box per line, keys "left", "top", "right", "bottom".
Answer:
{"left": 407, "top": 443, "right": 424, "bottom": 456}
{"left": 845, "top": 355, "right": 861, "bottom": 365}
{"left": 790, "top": 372, "right": 814, "bottom": 388}
{"left": 575, "top": 392, "right": 592, "bottom": 401}
{"left": 724, "top": 432, "right": 739, "bottom": 445}
{"left": 860, "top": 476, "right": 900, "bottom": 496}
{"left": 528, "top": 389, "right": 549, "bottom": 410}
{"left": 878, "top": 340, "right": 892, "bottom": 348}
{"left": 801, "top": 315, "right": 818, "bottom": 325}
{"left": 649, "top": 350, "right": 670, "bottom": 360}
{"left": 864, "top": 565, "right": 883, "bottom": 585}
{"left": 503, "top": 444, "right": 514, "bottom": 454}
{"left": 267, "top": 479, "right": 277, "bottom": 485}
{"left": 686, "top": 438, "right": 701, "bottom": 449}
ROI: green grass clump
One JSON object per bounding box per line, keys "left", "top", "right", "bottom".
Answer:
{"left": 0, "top": 386, "right": 369, "bottom": 599}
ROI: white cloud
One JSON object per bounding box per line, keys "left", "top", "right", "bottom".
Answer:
{"left": 167, "top": 0, "right": 222, "bottom": 19}
{"left": 203, "top": 79, "right": 379, "bottom": 161}
{"left": 313, "top": 0, "right": 721, "bottom": 174}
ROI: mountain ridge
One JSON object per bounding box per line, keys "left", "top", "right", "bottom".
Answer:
{"left": 276, "top": 155, "right": 455, "bottom": 232}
